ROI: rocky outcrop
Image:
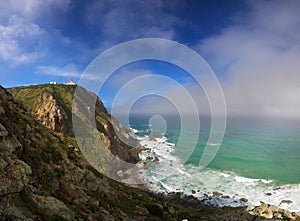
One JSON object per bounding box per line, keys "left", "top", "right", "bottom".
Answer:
{"left": 0, "top": 159, "right": 31, "bottom": 196}
{"left": 32, "top": 194, "right": 75, "bottom": 220}
{"left": 247, "top": 203, "right": 300, "bottom": 220}
{"left": 0, "top": 113, "right": 31, "bottom": 197}
{"left": 35, "top": 93, "right": 73, "bottom": 136}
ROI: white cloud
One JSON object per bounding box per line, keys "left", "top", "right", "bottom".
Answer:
{"left": 0, "top": 0, "right": 70, "bottom": 21}
{"left": 0, "top": 15, "right": 47, "bottom": 65}
{"left": 110, "top": 1, "right": 300, "bottom": 118}
{"left": 35, "top": 64, "right": 81, "bottom": 78}
{"left": 0, "top": 0, "right": 71, "bottom": 66}
{"left": 196, "top": 0, "right": 300, "bottom": 118}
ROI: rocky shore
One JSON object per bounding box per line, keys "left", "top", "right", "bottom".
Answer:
{"left": 247, "top": 203, "right": 300, "bottom": 220}
{"left": 152, "top": 191, "right": 300, "bottom": 220}
{"left": 137, "top": 135, "right": 300, "bottom": 220}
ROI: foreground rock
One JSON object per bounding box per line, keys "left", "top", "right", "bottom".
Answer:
{"left": 32, "top": 194, "right": 75, "bottom": 220}
{"left": 247, "top": 203, "right": 300, "bottom": 220}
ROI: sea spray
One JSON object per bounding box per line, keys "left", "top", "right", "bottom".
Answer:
{"left": 135, "top": 131, "right": 300, "bottom": 213}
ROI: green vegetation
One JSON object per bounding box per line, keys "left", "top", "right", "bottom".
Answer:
{"left": 8, "top": 84, "right": 76, "bottom": 115}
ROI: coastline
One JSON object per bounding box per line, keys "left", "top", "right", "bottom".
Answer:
{"left": 129, "top": 128, "right": 300, "bottom": 219}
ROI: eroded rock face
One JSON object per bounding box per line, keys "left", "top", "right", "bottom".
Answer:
{"left": 0, "top": 122, "right": 31, "bottom": 197}
{"left": 35, "top": 93, "right": 73, "bottom": 136}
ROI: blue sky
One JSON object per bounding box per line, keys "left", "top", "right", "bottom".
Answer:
{"left": 1, "top": 0, "right": 300, "bottom": 117}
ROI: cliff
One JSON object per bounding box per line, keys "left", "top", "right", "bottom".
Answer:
{"left": 8, "top": 84, "right": 140, "bottom": 165}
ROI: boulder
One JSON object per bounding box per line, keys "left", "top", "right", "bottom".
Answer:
{"left": 240, "top": 197, "right": 248, "bottom": 202}
{"left": 221, "top": 195, "right": 230, "bottom": 199}
{"left": 246, "top": 205, "right": 255, "bottom": 211}
{"left": 146, "top": 156, "right": 153, "bottom": 160}
{"left": 32, "top": 194, "right": 75, "bottom": 221}
{"left": 117, "top": 170, "right": 124, "bottom": 178}
{"left": 283, "top": 210, "right": 293, "bottom": 219}
{"left": 212, "top": 191, "right": 223, "bottom": 196}
{"left": 153, "top": 157, "right": 159, "bottom": 163}
{"left": 0, "top": 160, "right": 31, "bottom": 196}
{"left": 141, "top": 160, "right": 149, "bottom": 169}
{"left": 261, "top": 208, "right": 273, "bottom": 219}
{"left": 281, "top": 199, "right": 293, "bottom": 204}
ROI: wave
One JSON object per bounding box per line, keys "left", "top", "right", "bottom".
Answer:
{"left": 136, "top": 130, "right": 300, "bottom": 213}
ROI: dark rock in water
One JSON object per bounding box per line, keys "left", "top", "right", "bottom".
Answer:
{"left": 212, "top": 191, "right": 223, "bottom": 196}
{"left": 265, "top": 192, "right": 272, "bottom": 196}
{"left": 240, "top": 197, "right": 248, "bottom": 202}
{"left": 221, "top": 195, "right": 230, "bottom": 199}
{"left": 146, "top": 156, "right": 153, "bottom": 160}
{"left": 273, "top": 186, "right": 281, "bottom": 191}
{"left": 141, "top": 160, "right": 149, "bottom": 169}
{"left": 191, "top": 190, "right": 196, "bottom": 194}
{"left": 152, "top": 156, "right": 159, "bottom": 163}
{"left": 280, "top": 199, "right": 293, "bottom": 204}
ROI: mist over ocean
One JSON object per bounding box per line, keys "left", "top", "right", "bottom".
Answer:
{"left": 117, "top": 114, "right": 300, "bottom": 211}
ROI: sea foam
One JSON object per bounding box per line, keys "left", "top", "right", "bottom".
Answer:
{"left": 136, "top": 131, "right": 300, "bottom": 212}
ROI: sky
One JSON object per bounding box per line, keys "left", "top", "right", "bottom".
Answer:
{"left": 1, "top": 0, "right": 300, "bottom": 118}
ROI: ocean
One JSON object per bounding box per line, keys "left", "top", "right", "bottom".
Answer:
{"left": 117, "top": 114, "right": 300, "bottom": 212}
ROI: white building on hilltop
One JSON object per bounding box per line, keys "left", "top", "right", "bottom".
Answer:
{"left": 64, "top": 79, "right": 76, "bottom": 85}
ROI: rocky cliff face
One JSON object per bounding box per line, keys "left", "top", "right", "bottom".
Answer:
{"left": 35, "top": 92, "right": 72, "bottom": 136}
{"left": 9, "top": 84, "right": 140, "bottom": 164}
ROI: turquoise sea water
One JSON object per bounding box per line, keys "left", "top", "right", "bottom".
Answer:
{"left": 127, "top": 114, "right": 300, "bottom": 184}
{"left": 117, "top": 114, "right": 300, "bottom": 211}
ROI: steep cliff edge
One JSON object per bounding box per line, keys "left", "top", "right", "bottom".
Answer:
{"left": 8, "top": 84, "right": 140, "bottom": 165}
